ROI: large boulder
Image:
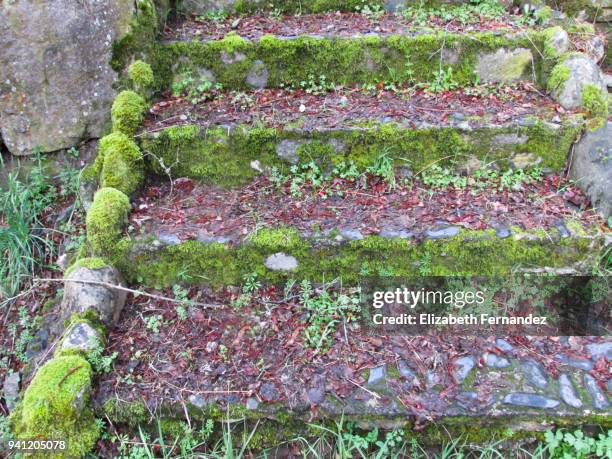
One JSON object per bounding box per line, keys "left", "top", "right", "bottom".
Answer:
{"left": 0, "top": 0, "right": 134, "bottom": 155}
{"left": 549, "top": 54, "right": 607, "bottom": 109}
{"left": 570, "top": 121, "right": 612, "bottom": 218}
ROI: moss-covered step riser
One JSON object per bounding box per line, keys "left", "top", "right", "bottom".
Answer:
{"left": 176, "top": 0, "right": 465, "bottom": 15}
{"left": 151, "top": 30, "right": 564, "bottom": 91}
{"left": 106, "top": 227, "right": 603, "bottom": 289}
{"left": 140, "top": 122, "right": 583, "bottom": 187}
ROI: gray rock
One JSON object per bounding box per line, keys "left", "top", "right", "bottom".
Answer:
{"left": 456, "top": 391, "right": 495, "bottom": 411}
{"left": 496, "top": 338, "right": 514, "bottom": 352}
{"left": 454, "top": 356, "right": 475, "bottom": 382}
{"left": 484, "top": 353, "right": 510, "bottom": 369}
{"left": 61, "top": 265, "right": 127, "bottom": 328}
{"left": 276, "top": 139, "right": 302, "bottom": 164}
{"left": 475, "top": 48, "right": 533, "bottom": 83}
{"left": 492, "top": 133, "right": 528, "bottom": 146}
{"left": 555, "top": 354, "right": 593, "bottom": 371}
{"left": 3, "top": 372, "right": 20, "bottom": 412}
{"left": 495, "top": 227, "right": 512, "bottom": 239}
{"left": 551, "top": 54, "right": 606, "bottom": 109}
{"left": 61, "top": 322, "right": 103, "bottom": 352}
{"left": 220, "top": 50, "right": 246, "bottom": 65}
{"left": 188, "top": 394, "right": 206, "bottom": 409}
{"left": 246, "top": 397, "right": 259, "bottom": 410}
{"left": 587, "top": 342, "right": 612, "bottom": 361}
{"left": 584, "top": 374, "right": 611, "bottom": 410}
{"left": 368, "top": 365, "right": 386, "bottom": 385}
{"left": 521, "top": 359, "right": 549, "bottom": 389}
{"left": 340, "top": 228, "right": 364, "bottom": 241}
{"left": 259, "top": 382, "right": 280, "bottom": 402}
{"left": 605, "top": 74, "right": 612, "bottom": 89}
{"left": 570, "top": 122, "right": 612, "bottom": 218}
{"left": 559, "top": 373, "right": 582, "bottom": 408}
{"left": 398, "top": 360, "right": 417, "bottom": 380}
{"left": 246, "top": 60, "right": 269, "bottom": 89}
{"left": 306, "top": 385, "right": 326, "bottom": 404}
{"left": 548, "top": 28, "right": 569, "bottom": 58}
{"left": 426, "top": 226, "right": 460, "bottom": 239}
{"left": 0, "top": 0, "right": 136, "bottom": 155}
{"left": 510, "top": 152, "right": 543, "bottom": 169}
{"left": 586, "top": 35, "right": 605, "bottom": 62}
{"left": 503, "top": 393, "right": 560, "bottom": 409}
{"left": 157, "top": 231, "right": 182, "bottom": 245}
{"left": 379, "top": 229, "right": 413, "bottom": 239}
{"left": 264, "top": 252, "right": 298, "bottom": 271}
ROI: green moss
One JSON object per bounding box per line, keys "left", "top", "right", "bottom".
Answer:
{"left": 112, "top": 225, "right": 601, "bottom": 289}
{"left": 10, "top": 356, "right": 99, "bottom": 458}
{"left": 101, "top": 398, "right": 149, "bottom": 427}
{"left": 535, "top": 6, "right": 553, "bottom": 23}
{"left": 95, "top": 132, "right": 145, "bottom": 196}
{"left": 542, "top": 26, "right": 566, "bottom": 59}
{"left": 141, "top": 119, "right": 582, "bottom": 186}
{"left": 64, "top": 257, "right": 108, "bottom": 278}
{"left": 111, "top": 90, "right": 148, "bottom": 136}
{"left": 86, "top": 188, "right": 131, "bottom": 257}
{"left": 582, "top": 83, "right": 609, "bottom": 119}
{"left": 547, "top": 61, "right": 570, "bottom": 93}
{"left": 150, "top": 29, "right": 558, "bottom": 91}
{"left": 232, "top": 0, "right": 379, "bottom": 14}
{"left": 128, "top": 59, "right": 154, "bottom": 88}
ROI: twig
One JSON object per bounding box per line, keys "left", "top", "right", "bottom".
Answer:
{"left": 345, "top": 378, "right": 381, "bottom": 399}
{"left": 32, "top": 278, "right": 224, "bottom": 309}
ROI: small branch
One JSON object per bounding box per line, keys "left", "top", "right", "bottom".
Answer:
{"left": 33, "top": 278, "right": 224, "bottom": 309}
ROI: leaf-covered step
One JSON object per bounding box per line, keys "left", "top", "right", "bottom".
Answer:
{"left": 151, "top": 24, "right": 568, "bottom": 90}
{"left": 103, "top": 177, "right": 605, "bottom": 288}
{"left": 140, "top": 86, "right": 584, "bottom": 186}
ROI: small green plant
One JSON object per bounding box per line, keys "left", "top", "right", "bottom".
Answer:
{"left": 231, "top": 272, "right": 261, "bottom": 308}
{"left": 144, "top": 314, "right": 163, "bottom": 334}
{"left": 172, "top": 73, "right": 223, "bottom": 104}
{"left": 298, "top": 280, "right": 361, "bottom": 353}
{"left": 421, "top": 164, "right": 467, "bottom": 188}
{"left": 544, "top": 429, "right": 612, "bottom": 458}
{"left": 427, "top": 67, "right": 458, "bottom": 93}
{"left": 367, "top": 152, "right": 397, "bottom": 189}
{"left": 196, "top": 10, "right": 229, "bottom": 21}
{"left": 402, "top": 0, "right": 505, "bottom": 25}
{"left": 172, "top": 285, "right": 192, "bottom": 320}
{"left": 230, "top": 91, "right": 255, "bottom": 110}
{"left": 86, "top": 338, "right": 118, "bottom": 374}
{"left": 355, "top": 0, "right": 385, "bottom": 20}
{"left": 299, "top": 74, "right": 335, "bottom": 95}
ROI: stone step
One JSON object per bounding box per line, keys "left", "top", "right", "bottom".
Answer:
{"left": 95, "top": 283, "right": 612, "bottom": 442}
{"left": 151, "top": 16, "right": 569, "bottom": 91}
{"left": 140, "top": 86, "right": 585, "bottom": 186}
{"left": 106, "top": 177, "right": 605, "bottom": 289}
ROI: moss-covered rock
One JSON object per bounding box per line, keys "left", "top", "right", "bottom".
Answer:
{"left": 582, "top": 82, "right": 609, "bottom": 119}
{"left": 111, "top": 90, "right": 148, "bottom": 136}
{"left": 128, "top": 59, "right": 154, "bottom": 88}
{"left": 95, "top": 132, "right": 145, "bottom": 196}
{"left": 10, "top": 356, "right": 99, "bottom": 458}
{"left": 86, "top": 188, "right": 131, "bottom": 256}
{"left": 64, "top": 257, "right": 109, "bottom": 278}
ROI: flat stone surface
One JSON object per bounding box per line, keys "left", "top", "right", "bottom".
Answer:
{"left": 503, "top": 393, "right": 560, "bottom": 409}
{"left": 495, "top": 227, "right": 512, "bottom": 239}
{"left": 368, "top": 365, "right": 386, "bottom": 385}
{"left": 61, "top": 322, "right": 102, "bottom": 352}
{"left": 584, "top": 374, "right": 611, "bottom": 410}
{"left": 189, "top": 394, "right": 206, "bottom": 408}
{"left": 398, "top": 360, "right": 417, "bottom": 380}
{"left": 555, "top": 354, "right": 593, "bottom": 371}
{"left": 559, "top": 374, "right": 582, "bottom": 409}
{"left": 586, "top": 342, "right": 612, "bottom": 361}
{"left": 264, "top": 252, "right": 298, "bottom": 271}
{"left": 495, "top": 338, "right": 514, "bottom": 353}
{"left": 425, "top": 226, "right": 460, "bottom": 239}
{"left": 521, "top": 359, "right": 548, "bottom": 389}
{"left": 453, "top": 356, "right": 475, "bottom": 382}
{"left": 485, "top": 353, "right": 510, "bottom": 368}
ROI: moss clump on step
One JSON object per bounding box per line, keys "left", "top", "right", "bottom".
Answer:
{"left": 150, "top": 29, "right": 558, "bottom": 91}
{"left": 94, "top": 132, "right": 144, "bottom": 196}
{"left": 128, "top": 60, "right": 154, "bottom": 88}
{"left": 111, "top": 225, "right": 601, "bottom": 289}
{"left": 582, "top": 83, "right": 609, "bottom": 120}
{"left": 141, "top": 119, "right": 582, "bottom": 186}
{"left": 111, "top": 90, "right": 148, "bottom": 136}
{"left": 547, "top": 60, "right": 570, "bottom": 93}
{"left": 10, "top": 356, "right": 99, "bottom": 458}
{"left": 86, "top": 188, "right": 131, "bottom": 257}
{"left": 64, "top": 257, "right": 109, "bottom": 278}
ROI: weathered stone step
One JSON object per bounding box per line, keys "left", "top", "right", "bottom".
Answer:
{"left": 177, "top": 0, "right": 464, "bottom": 16}
{"left": 105, "top": 178, "right": 605, "bottom": 288}
{"left": 95, "top": 284, "right": 612, "bottom": 442}
{"left": 140, "top": 87, "right": 585, "bottom": 185}
{"left": 151, "top": 24, "right": 568, "bottom": 91}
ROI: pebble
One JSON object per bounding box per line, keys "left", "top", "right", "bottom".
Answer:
{"left": 584, "top": 374, "right": 611, "bottom": 410}
{"left": 188, "top": 394, "right": 206, "bottom": 409}
{"left": 259, "top": 382, "right": 281, "bottom": 402}
{"left": 2, "top": 372, "right": 20, "bottom": 412}
{"left": 495, "top": 227, "right": 511, "bottom": 239}
{"left": 503, "top": 393, "right": 560, "bottom": 409}
{"left": 340, "top": 228, "right": 364, "bottom": 241}
{"left": 559, "top": 374, "right": 582, "bottom": 408}
{"left": 264, "top": 252, "right": 298, "bottom": 271}
{"left": 521, "top": 359, "right": 548, "bottom": 389}
{"left": 484, "top": 353, "right": 510, "bottom": 368}
{"left": 306, "top": 385, "right": 326, "bottom": 404}
{"left": 246, "top": 398, "right": 259, "bottom": 410}
{"left": 379, "top": 229, "right": 413, "bottom": 239}
{"left": 368, "top": 365, "right": 386, "bottom": 385}
{"left": 454, "top": 356, "right": 475, "bottom": 382}
{"left": 157, "top": 231, "right": 181, "bottom": 245}
{"left": 398, "top": 360, "right": 417, "bottom": 380}
{"left": 495, "top": 338, "right": 514, "bottom": 353}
